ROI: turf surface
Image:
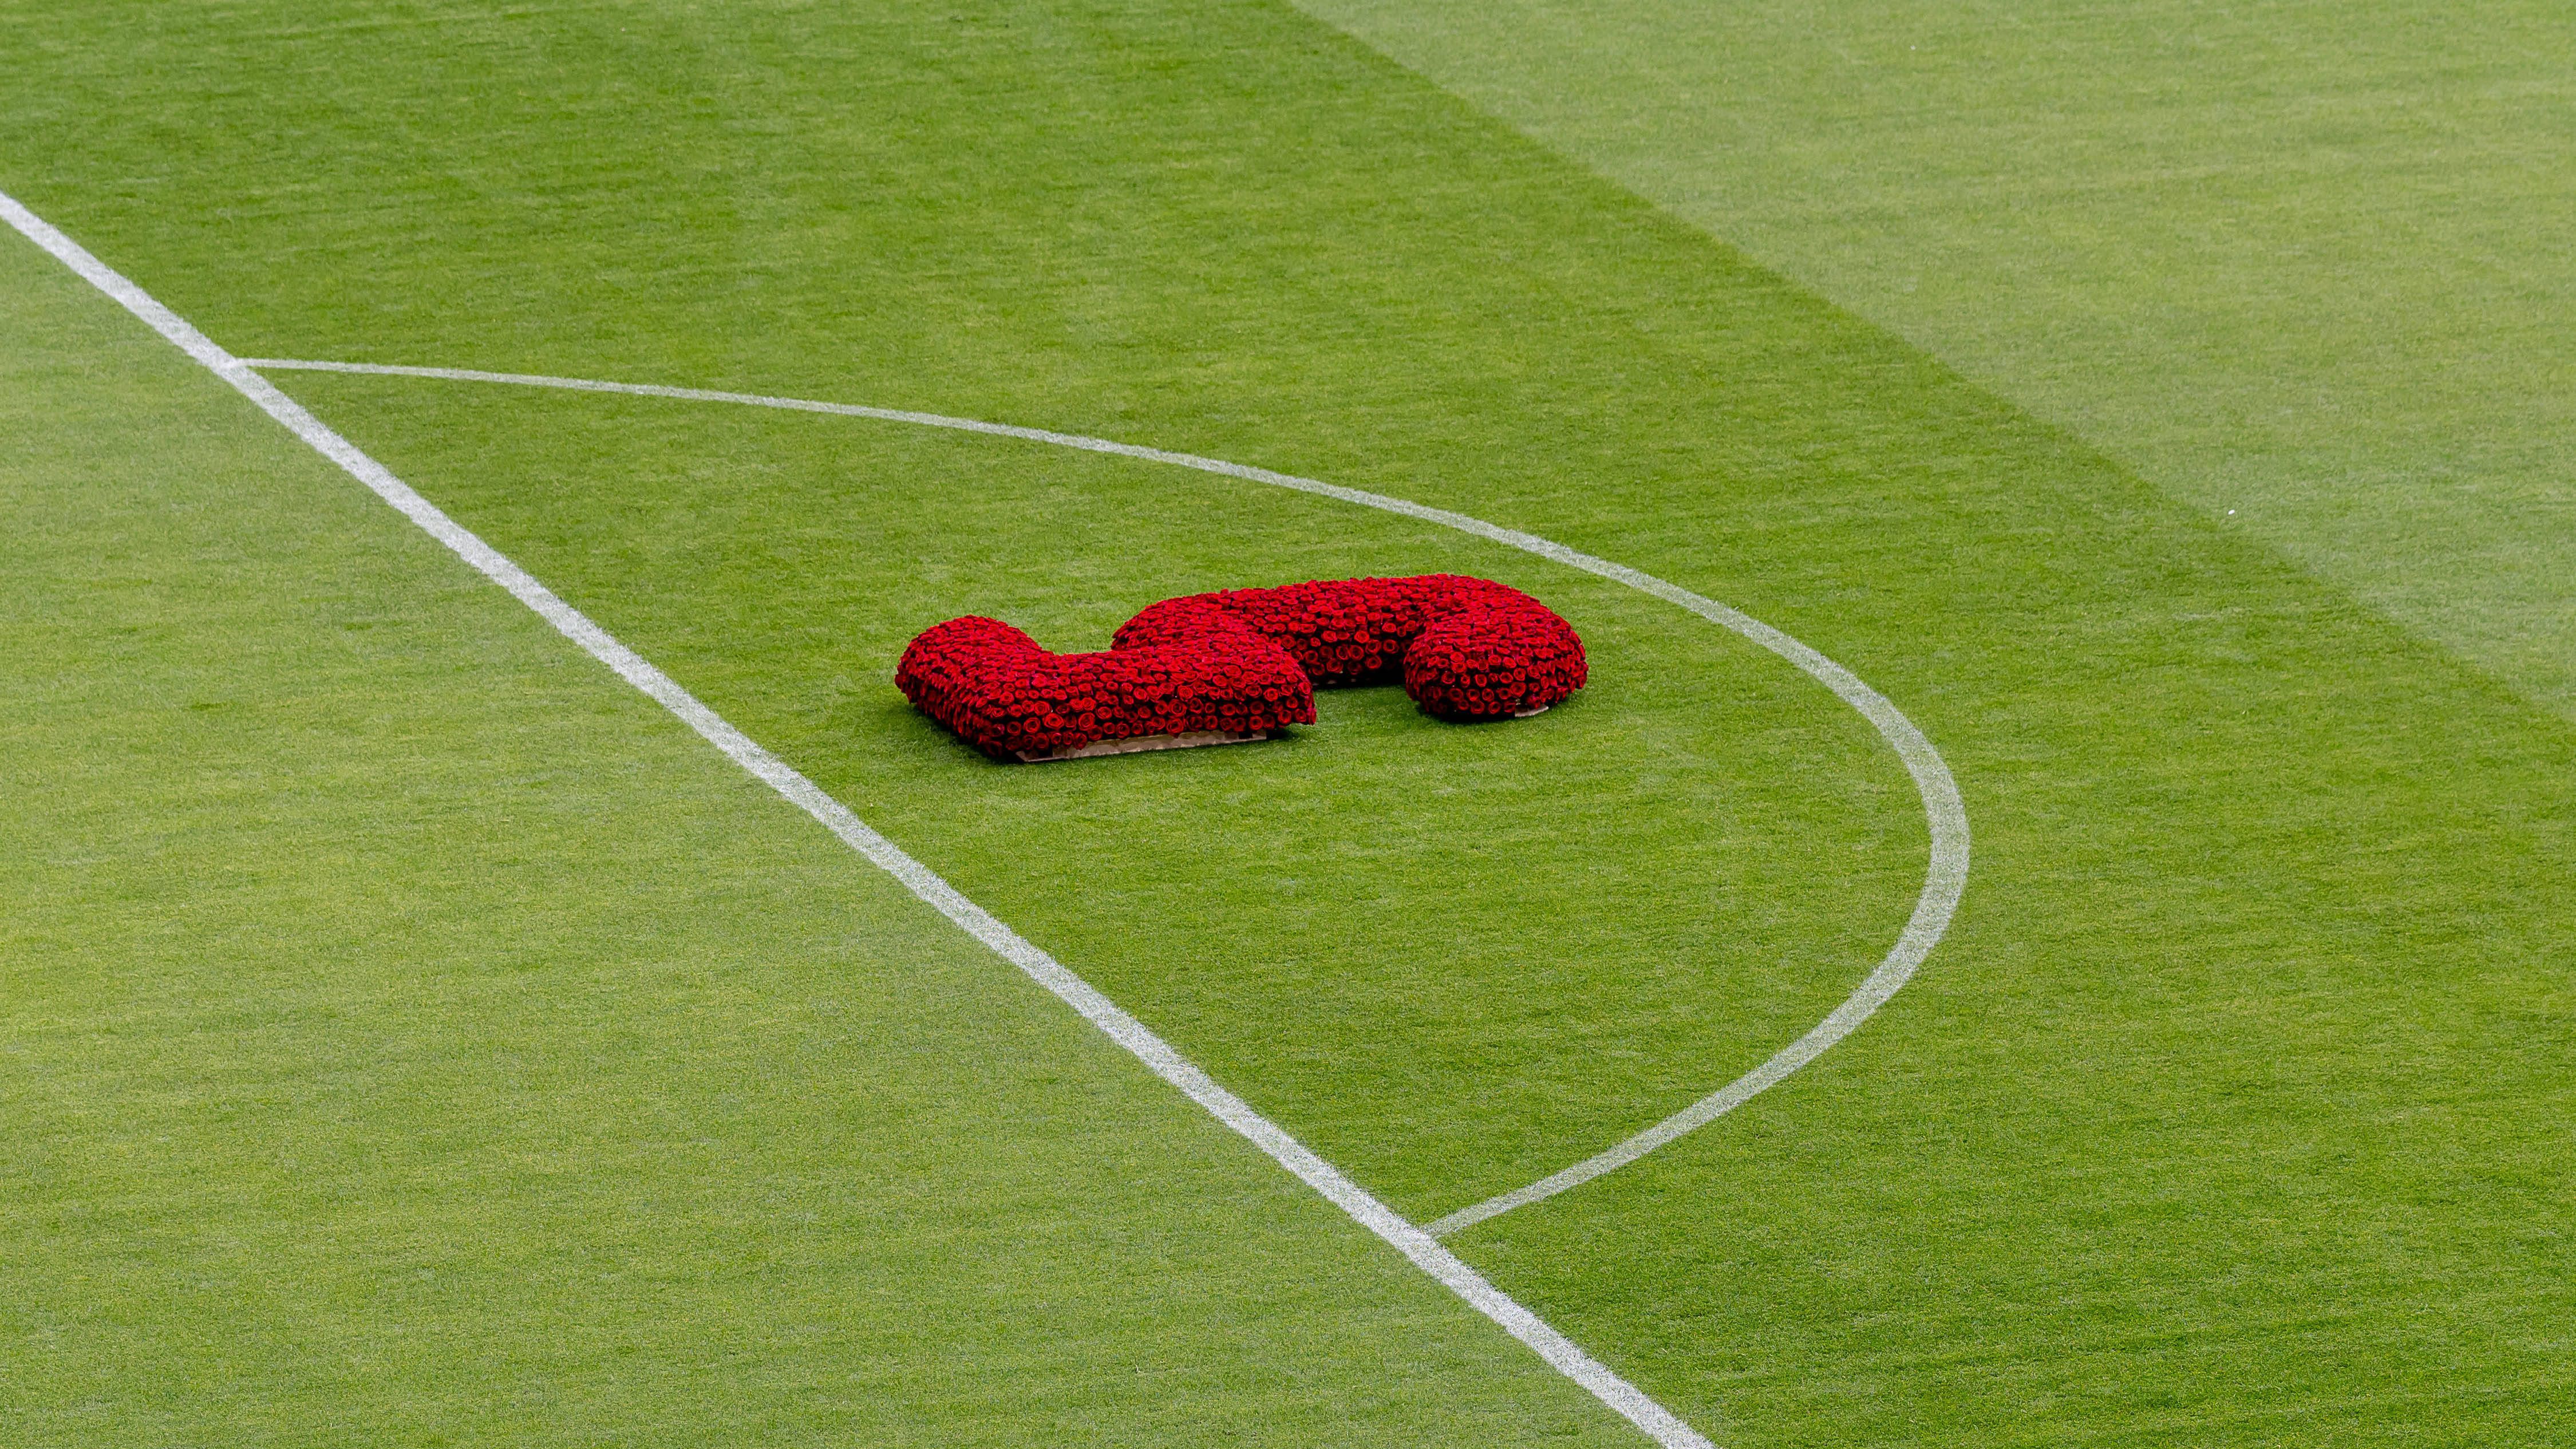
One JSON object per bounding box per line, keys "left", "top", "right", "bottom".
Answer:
{"left": 6, "top": 1, "right": 2574, "bottom": 1445}
{"left": 0, "top": 195, "right": 1641, "bottom": 1449}
{"left": 1298, "top": 0, "right": 2576, "bottom": 717}
{"left": 263, "top": 367, "right": 1927, "bottom": 1221}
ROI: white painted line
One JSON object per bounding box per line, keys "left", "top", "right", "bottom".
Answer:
{"left": 240, "top": 354, "right": 1971, "bottom": 1235}
{"left": 1, "top": 190, "right": 1714, "bottom": 1449}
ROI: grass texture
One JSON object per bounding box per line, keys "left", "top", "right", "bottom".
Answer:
{"left": 5, "top": 1, "right": 2574, "bottom": 1445}
{"left": 1297, "top": 0, "right": 2576, "bottom": 717}
{"left": 0, "top": 200, "right": 1641, "bottom": 1448}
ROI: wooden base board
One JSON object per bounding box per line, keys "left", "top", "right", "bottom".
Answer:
{"left": 1016, "top": 729, "right": 1275, "bottom": 763}
{"left": 1014, "top": 704, "right": 1548, "bottom": 761}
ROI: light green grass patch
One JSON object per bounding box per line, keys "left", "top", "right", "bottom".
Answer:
{"left": 1297, "top": 0, "right": 2576, "bottom": 716}
{"left": 0, "top": 189, "right": 1645, "bottom": 1449}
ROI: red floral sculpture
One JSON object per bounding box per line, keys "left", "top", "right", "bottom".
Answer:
{"left": 898, "top": 574, "right": 1586, "bottom": 759}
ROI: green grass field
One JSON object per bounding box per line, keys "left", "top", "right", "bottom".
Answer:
{"left": 5, "top": 3, "right": 2571, "bottom": 1445}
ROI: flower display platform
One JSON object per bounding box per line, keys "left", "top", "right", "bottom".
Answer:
{"left": 898, "top": 574, "right": 1586, "bottom": 761}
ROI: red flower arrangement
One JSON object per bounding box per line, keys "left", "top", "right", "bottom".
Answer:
{"left": 897, "top": 574, "right": 1586, "bottom": 759}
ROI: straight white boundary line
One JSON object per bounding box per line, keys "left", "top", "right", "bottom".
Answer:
{"left": 1, "top": 189, "right": 1713, "bottom": 1449}
{"left": 234, "top": 356, "right": 1971, "bottom": 1238}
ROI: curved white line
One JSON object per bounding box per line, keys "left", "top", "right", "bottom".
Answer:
{"left": 1, "top": 195, "right": 1713, "bottom": 1448}
{"left": 239, "top": 356, "right": 1971, "bottom": 1234}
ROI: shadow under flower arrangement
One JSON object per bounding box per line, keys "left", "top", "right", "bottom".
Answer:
{"left": 897, "top": 575, "right": 1587, "bottom": 761}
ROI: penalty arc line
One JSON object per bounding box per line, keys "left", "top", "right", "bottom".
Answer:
{"left": 234, "top": 356, "right": 1973, "bottom": 1239}
{"left": 0, "top": 191, "right": 1714, "bottom": 1449}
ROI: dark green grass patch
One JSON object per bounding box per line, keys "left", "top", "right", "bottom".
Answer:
{"left": 264, "top": 371, "right": 1927, "bottom": 1218}
{"left": 7, "top": 1, "right": 2576, "bottom": 1446}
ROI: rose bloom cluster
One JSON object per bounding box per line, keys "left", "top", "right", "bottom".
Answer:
{"left": 899, "top": 575, "right": 1586, "bottom": 757}
{"left": 1121, "top": 575, "right": 1586, "bottom": 718}
{"left": 1400, "top": 599, "right": 1589, "bottom": 719}
{"left": 895, "top": 614, "right": 1314, "bottom": 759}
